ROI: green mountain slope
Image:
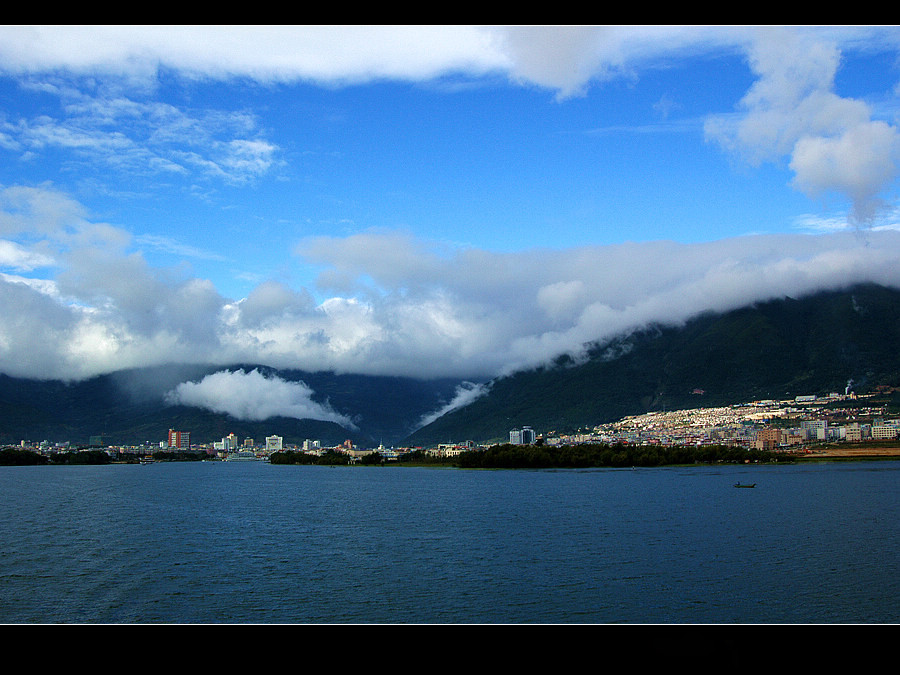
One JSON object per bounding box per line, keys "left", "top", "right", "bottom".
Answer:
{"left": 402, "top": 283, "right": 900, "bottom": 446}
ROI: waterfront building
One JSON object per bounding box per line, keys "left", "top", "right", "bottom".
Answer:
{"left": 755, "top": 427, "right": 782, "bottom": 450}
{"left": 167, "top": 429, "right": 191, "bottom": 449}
{"left": 871, "top": 425, "right": 898, "bottom": 440}
{"left": 265, "top": 435, "right": 283, "bottom": 451}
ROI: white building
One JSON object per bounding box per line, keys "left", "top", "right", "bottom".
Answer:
{"left": 871, "top": 425, "right": 898, "bottom": 440}
{"left": 265, "top": 435, "right": 283, "bottom": 451}
{"left": 215, "top": 434, "right": 240, "bottom": 451}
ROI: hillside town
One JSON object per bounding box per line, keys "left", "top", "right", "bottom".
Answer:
{"left": 9, "top": 388, "right": 899, "bottom": 463}
{"left": 546, "top": 389, "right": 899, "bottom": 452}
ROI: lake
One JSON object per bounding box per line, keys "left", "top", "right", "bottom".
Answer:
{"left": 1, "top": 459, "right": 897, "bottom": 623}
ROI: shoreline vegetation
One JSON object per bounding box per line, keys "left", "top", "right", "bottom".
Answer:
{"left": 274, "top": 441, "right": 900, "bottom": 469}
{"left": 3, "top": 442, "right": 899, "bottom": 469}
{"left": 0, "top": 448, "right": 208, "bottom": 466}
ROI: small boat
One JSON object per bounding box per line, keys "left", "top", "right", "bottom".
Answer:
{"left": 734, "top": 482, "right": 756, "bottom": 488}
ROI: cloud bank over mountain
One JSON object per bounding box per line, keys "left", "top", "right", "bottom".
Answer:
{"left": 3, "top": 187, "right": 900, "bottom": 384}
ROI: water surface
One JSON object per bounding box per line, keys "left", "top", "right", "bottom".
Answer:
{"left": 1, "top": 460, "right": 897, "bottom": 623}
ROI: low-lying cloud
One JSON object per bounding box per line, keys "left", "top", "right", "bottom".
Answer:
{"left": 416, "top": 381, "right": 492, "bottom": 430}
{"left": 164, "top": 369, "right": 356, "bottom": 429}
{"left": 3, "top": 200, "right": 900, "bottom": 384}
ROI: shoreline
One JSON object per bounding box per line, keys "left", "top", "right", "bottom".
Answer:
{"left": 791, "top": 445, "right": 900, "bottom": 459}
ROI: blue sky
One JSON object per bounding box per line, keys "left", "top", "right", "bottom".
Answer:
{"left": 2, "top": 26, "right": 900, "bottom": 400}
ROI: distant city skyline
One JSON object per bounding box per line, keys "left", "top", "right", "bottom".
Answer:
{"left": 2, "top": 26, "right": 900, "bottom": 428}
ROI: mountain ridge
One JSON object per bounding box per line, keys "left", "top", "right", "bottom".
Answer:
{"left": 3, "top": 283, "right": 900, "bottom": 448}
{"left": 402, "top": 282, "right": 900, "bottom": 445}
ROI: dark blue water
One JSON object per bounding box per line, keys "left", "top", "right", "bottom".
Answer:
{"left": 1, "top": 460, "right": 897, "bottom": 623}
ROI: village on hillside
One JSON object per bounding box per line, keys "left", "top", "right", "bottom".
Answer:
{"left": 548, "top": 389, "right": 899, "bottom": 454}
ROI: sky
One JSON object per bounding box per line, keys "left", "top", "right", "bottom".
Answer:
{"left": 2, "top": 25, "right": 900, "bottom": 412}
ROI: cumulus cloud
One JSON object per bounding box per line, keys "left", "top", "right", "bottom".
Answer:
{"left": 496, "top": 25, "right": 737, "bottom": 98}
{"left": 164, "top": 368, "right": 356, "bottom": 428}
{"left": 705, "top": 27, "right": 900, "bottom": 224}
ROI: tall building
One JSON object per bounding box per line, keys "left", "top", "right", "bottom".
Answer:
{"left": 265, "top": 435, "right": 283, "bottom": 451}
{"left": 510, "top": 426, "right": 536, "bottom": 445}
{"left": 167, "top": 429, "right": 191, "bottom": 449}
{"left": 521, "top": 426, "right": 536, "bottom": 445}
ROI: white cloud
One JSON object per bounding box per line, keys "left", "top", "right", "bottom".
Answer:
{"left": 164, "top": 368, "right": 356, "bottom": 428}
{"left": 705, "top": 27, "right": 900, "bottom": 225}
{"left": 790, "top": 120, "right": 900, "bottom": 223}
{"left": 1, "top": 84, "right": 280, "bottom": 186}
{"left": 4, "top": 221, "right": 900, "bottom": 382}
{"left": 0, "top": 239, "right": 54, "bottom": 270}
{"left": 416, "top": 381, "right": 492, "bottom": 430}
{"left": 134, "top": 234, "right": 229, "bottom": 262}
{"left": 290, "top": 228, "right": 900, "bottom": 379}
{"left": 0, "top": 25, "right": 753, "bottom": 96}
{"left": 0, "top": 183, "right": 90, "bottom": 237}
{"left": 0, "top": 25, "right": 509, "bottom": 85}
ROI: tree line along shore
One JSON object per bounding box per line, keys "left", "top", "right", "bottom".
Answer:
{"left": 271, "top": 441, "right": 900, "bottom": 468}
{"left": 4, "top": 441, "right": 899, "bottom": 468}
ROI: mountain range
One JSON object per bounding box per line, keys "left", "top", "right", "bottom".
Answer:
{"left": 3, "top": 283, "right": 900, "bottom": 448}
